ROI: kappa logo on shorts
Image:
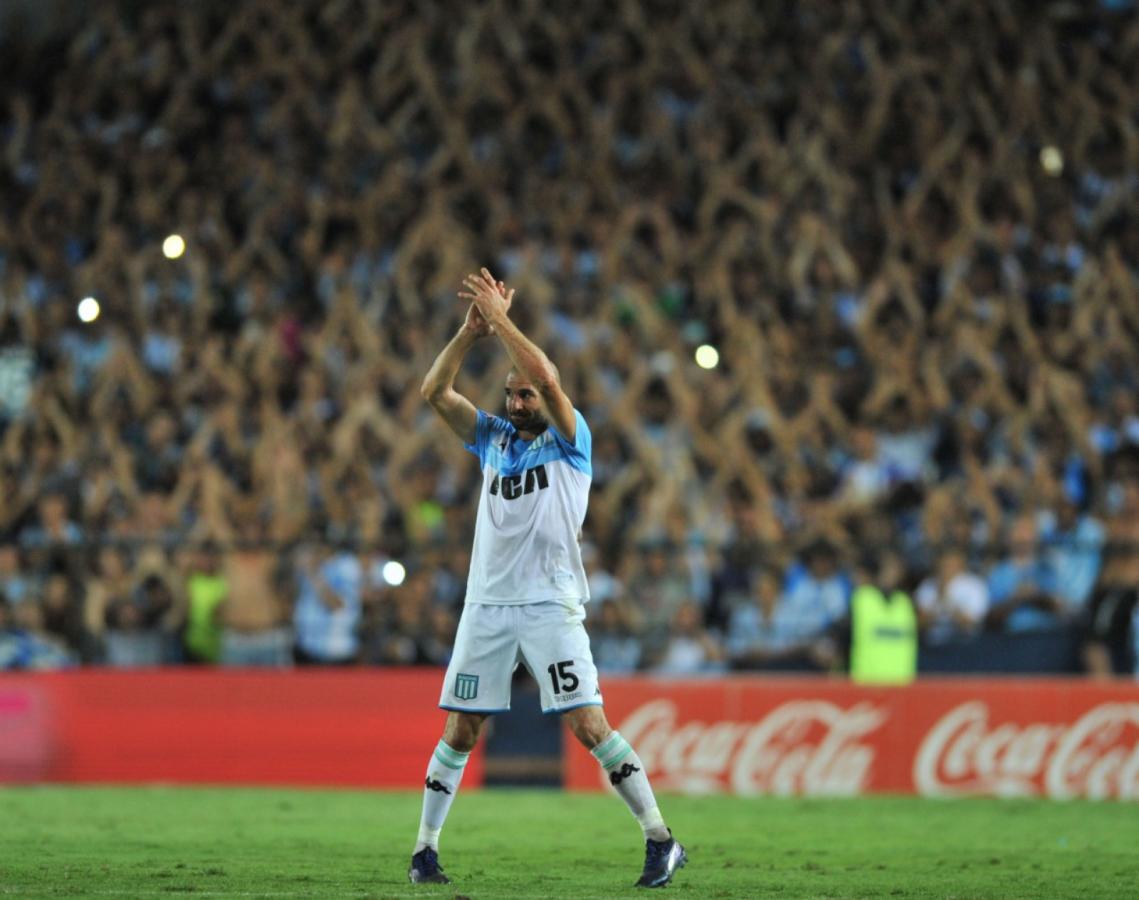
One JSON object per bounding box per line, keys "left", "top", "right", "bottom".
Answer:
{"left": 454, "top": 673, "right": 479, "bottom": 701}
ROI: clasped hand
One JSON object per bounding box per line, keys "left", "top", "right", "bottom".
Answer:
{"left": 459, "top": 267, "right": 515, "bottom": 337}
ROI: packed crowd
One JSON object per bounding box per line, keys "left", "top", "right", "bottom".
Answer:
{"left": 1, "top": 0, "right": 1138, "bottom": 674}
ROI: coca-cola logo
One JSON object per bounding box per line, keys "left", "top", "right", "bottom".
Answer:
{"left": 914, "top": 701, "right": 1139, "bottom": 799}
{"left": 616, "top": 699, "right": 887, "bottom": 796}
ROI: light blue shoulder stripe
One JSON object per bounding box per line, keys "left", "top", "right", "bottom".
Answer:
{"left": 464, "top": 410, "right": 513, "bottom": 463}
{"left": 468, "top": 409, "right": 591, "bottom": 477}
{"left": 485, "top": 441, "right": 591, "bottom": 477}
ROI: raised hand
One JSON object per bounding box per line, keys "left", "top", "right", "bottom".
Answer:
{"left": 459, "top": 268, "right": 515, "bottom": 325}
{"left": 460, "top": 276, "right": 512, "bottom": 338}
{"left": 463, "top": 301, "right": 494, "bottom": 337}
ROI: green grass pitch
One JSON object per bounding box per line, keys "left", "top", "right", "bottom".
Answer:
{"left": 1, "top": 786, "right": 1137, "bottom": 898}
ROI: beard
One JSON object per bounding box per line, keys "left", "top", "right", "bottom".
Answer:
{"left": 509, "top": 408, "right": 548, "bottom": 433}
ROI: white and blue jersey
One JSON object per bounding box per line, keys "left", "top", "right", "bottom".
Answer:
{"left": 463, "top": 408, "right": 592, "bottom": 605}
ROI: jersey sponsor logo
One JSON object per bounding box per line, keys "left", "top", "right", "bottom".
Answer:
{"left": 489, "top": 464, "right": 549, "bottom": 500}
{"left": 424, "top": 776, "right": 452, "bottom": 794}
{"left": 609, "top": 762, "right": 641, "bottom": 786}
{"left": 454, "top": 673, "right": 479, "bottom": 701}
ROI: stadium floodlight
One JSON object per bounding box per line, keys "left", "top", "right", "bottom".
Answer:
{"left": 382, "top": 560, "right": 407, "bottom": 586}
{"left": 694, "top": 344, "right": 720, "bottom": 370}
{"left": 162, "top": 234, "right": 186, "bottom": 259}
{"left": 1040, "top": 146, "right": 1063, "bottom": 176}
{"left": 77, "top": 296, "right": 101, "bottom": 323}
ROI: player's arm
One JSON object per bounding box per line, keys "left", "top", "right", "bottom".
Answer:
{"left": 420, "top": 305, "right": 495, "bottom": 444}
{"left": 460, "top": 267, "right": 578, "bottom": 442}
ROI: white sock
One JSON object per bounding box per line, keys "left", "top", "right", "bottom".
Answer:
{"left": 414, "top": 739, "right": 470, "bottom": 853}
{"left": 591, "top": 731, "right": 670, "bottom": 842}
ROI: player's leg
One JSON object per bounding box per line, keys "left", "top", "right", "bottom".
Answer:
{"left": 411, "top": 711, "right": 487, "bottom": 862}
{"left": 562, "top": 703, "right": 687, "bottom": 888}
{"left": 409, "top": 604, "right": 517, "bottom": 884}
{"left": 562, "top": 705, "right": 668, "bottom": 835}
{"left": 409, "top": 710, "right": 486, "bottom": 884}
{"left": 522, "top": 601, "right": 686, "bottom": 888}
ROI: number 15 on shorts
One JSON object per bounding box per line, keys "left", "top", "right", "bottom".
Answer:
{"left": 546, "top": 660, "right": 579, "bottom": 694}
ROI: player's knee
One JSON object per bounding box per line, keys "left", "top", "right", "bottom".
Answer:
{"left": 442, "top": 712, "right": 487, "bottom": 752}
{"left": 564, "top": 707, "right": 612, "bottom": 749}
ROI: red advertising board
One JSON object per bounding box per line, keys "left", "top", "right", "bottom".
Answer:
{"left": 564, "top": 678, "right": 1139, "bottom": 800}
{"left": 0, "top": 670, "right": 481, "bottom": 788}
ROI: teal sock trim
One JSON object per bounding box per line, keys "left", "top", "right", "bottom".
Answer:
{"left": 592, "top": 732, "right": 623, "bottom": 760}
{"left": 433, "top": 740, "right": 470, "bottom": 770}
{"left": 592, "top": 733, "right": 632, "bottom": 769}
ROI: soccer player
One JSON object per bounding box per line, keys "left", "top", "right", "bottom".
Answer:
{"left": 407, "top": 268, "right": 687, "bottom": 889}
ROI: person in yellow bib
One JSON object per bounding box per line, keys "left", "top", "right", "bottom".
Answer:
{"left": 183, "top": 544, "right": 228, "bottom": 664}
{"left": 849, "top": 551, "right": 918, "bottom": 685}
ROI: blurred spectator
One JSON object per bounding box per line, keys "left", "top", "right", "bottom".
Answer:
{"left": 39, "top": 572, "right": 88, "bottom": 658}
{"left": 1040, "top": 496, "right": 1105, "bottom": 617}
{"left": 292, "top": 542, "right": 363, "bottom": 665}
{"left": 583, "top": 542, "right": 623, "bottom": 606}
{"left": 83, "top": 545, "right": 137, "bottom": 661}
{"left": 848, "top": 551, "right": 917, "bottom": 685}
{"left": 104, "top": 573, "right": 175, "bottom": 668}
{"left": 212, "top": 500, "right": 292, "bottom": 667}
{"left": 588, "top": 599, "right": 643, "bottom": 674}
{"left": 726, "top": 568, "right": 839, "bottom": 672}
{"left": 986, "top": 514, "right": 1065, "bottom": 633}
{"left": 19, "top": 492, "right": 83, "bottom": 575}
{"left": 183, "top": 544, "right": 228, "bottom": 664}
{"left": 915, "top": 549, "right": 990, "bottom": 644}
{"left": 780, "top": 539, "right": 851, "bottom": 634}
{"left": 0, "top": 596, "right": 77, "bottom": 670}
{"left": 835, "top": 426, "right": 891, "bottom": 511}
{"left": 0, "top": 544, "right": 36, "bottom": 606}
{"left": 623, "top": 541, "right": 691, "bottom": 658}
{"left": 650, "top": 601, "right": 727, "bottom": 675}
{"left": 99, "top": 544, "right": 183, "bottom": 666}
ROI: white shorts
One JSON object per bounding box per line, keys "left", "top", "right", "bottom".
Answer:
{"left": 439, "top": 600, "right": 604, "bottom": 715}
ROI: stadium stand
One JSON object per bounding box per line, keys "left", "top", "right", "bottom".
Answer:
{"left": 1, "top": 0, "right": 1138, "bottom": 675}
